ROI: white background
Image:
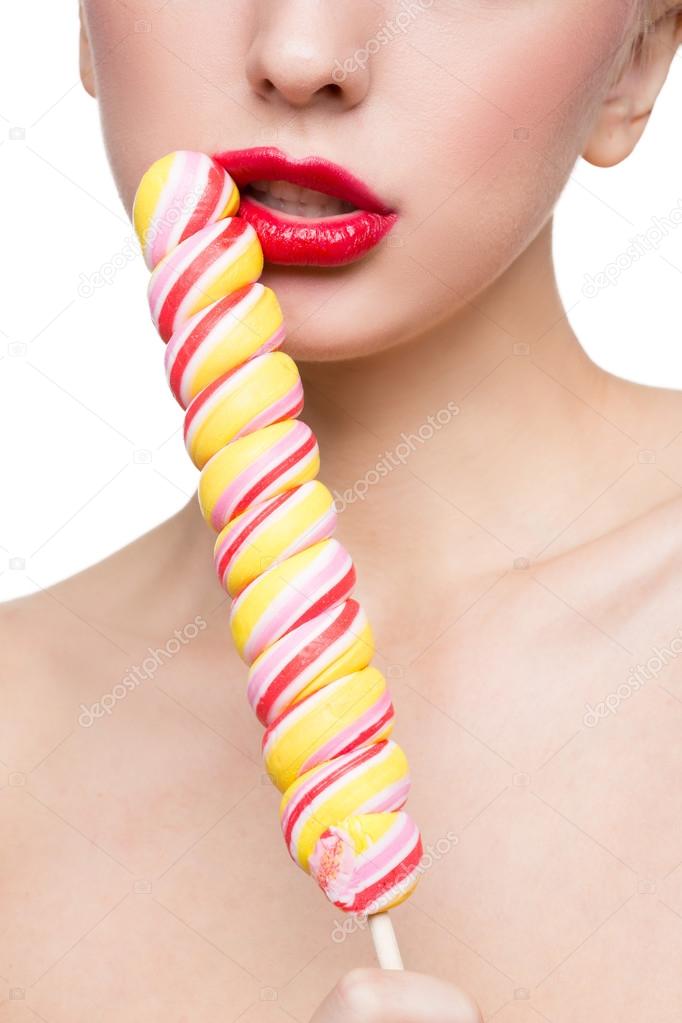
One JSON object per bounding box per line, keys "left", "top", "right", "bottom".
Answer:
{"left": 1, "top": 6, "right": 681, "bottom": 602}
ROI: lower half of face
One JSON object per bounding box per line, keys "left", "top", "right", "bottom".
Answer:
{"left": 82, "top": 0, "right": 638, "bottom": 360}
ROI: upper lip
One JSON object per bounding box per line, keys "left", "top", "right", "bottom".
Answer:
{"left": 213, "top": 147, "right": 393, "bottom": 216}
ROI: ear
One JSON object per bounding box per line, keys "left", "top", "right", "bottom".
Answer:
{"left": 79, "top": 2, "right": 96, "bottom": 98}
{"left": 583, "top": 9, "right": 682, "bottom": 167}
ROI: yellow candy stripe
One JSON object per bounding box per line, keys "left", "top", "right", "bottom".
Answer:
{"left": 184, "top": 352, "right": 303, "bottom": 469}
{"left": 166, "top": 283, "right": 286, "bottom": 408}
{"left": 229, "top": 538, "right": 356, "bottom": 664}
{"left": 246, "top": 598, "right": 375, "bottom": 726}
{"left": 133, "top": 150, "right": 422, "bottom": 917}
{"left": 280, "top": 739, "right": 411, "bottom": 871}
{"left": 263, "top": 666, "right": 394, "bottom": 792}
{"left": 133, "top": 151, "right": 239, "bottom": 271}
{"left": 198, "top": 419, "right": 320, "bottom": 533}
{"left": 214, "top": 480, "right": 337, "bottom": 599}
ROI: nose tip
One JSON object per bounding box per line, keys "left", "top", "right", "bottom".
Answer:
{"left": 256, "top": 56, "right": 346, "bottom": 110}
{"left": 245, "top": 6, "right": 370, "bottom": 112}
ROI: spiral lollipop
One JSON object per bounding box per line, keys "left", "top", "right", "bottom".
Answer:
{"left": 133, "top": 151, "right": 423, "bottom": 965}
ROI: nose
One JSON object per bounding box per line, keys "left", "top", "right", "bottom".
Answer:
{"left": 245, "top": 0, "right": 373, "bottom": 111}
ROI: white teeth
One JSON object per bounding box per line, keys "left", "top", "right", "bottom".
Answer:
{"left": 245, "top": 179, "right": 356, "bottom": 218}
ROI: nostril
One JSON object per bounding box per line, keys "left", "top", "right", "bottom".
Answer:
{"left": 256, "top": 75, "right": 345, "bottom": 106}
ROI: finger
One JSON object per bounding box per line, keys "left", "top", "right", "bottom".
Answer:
{"left": 310, "top": 967, "right": 482, "bottom": 1023}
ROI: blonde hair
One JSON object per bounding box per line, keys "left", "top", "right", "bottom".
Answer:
{"left": 616, "top": 0, "right": 682, "bottom": 76}
{"left": 638, "top": 0, "right": 682, "bottom": 45}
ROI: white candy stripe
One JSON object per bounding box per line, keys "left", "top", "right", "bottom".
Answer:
{"left": 271, "top": 506, "right": 337, "bottom": 568}
{"left": 247, "top": 600, "right": 365, "bottom": 718}
{"left": 145, "top": 152, "right": 188, "bottom": 267}
{"left": 348, "top": 815, "right": 420, "bottom": 893}
{"left": 299, "top": 692, "right": 393, "bottom": 774}
{"left": 284, "top": 742, "right": 397, "bottom": 859}
{"left": 183, "top": 356, "right": 268, "bottom": 448}
{"left": 263, "top": 669, "right": 360, "bottom": 753}
{"left": 209, "top": 422, "right": 315, "bottom": 530}
{"left": 149, "top": 219, "right": 226, "bottom": 326}
{"left": 216, "top": 484, "right": 311, "bottom": 573}
{"left": 353, "top": 777, "right": 411, "bottom": 815}
{"left": 238, "top": 541, "right": 352, "bottom": 663}
{"left": 172, "top": 225, "right": 255, "bottom": 333}
{"left": 218, "top": 481, "right": 329, "bottom": 586}
{"left": 165, "top": 152, "right": 210, "bottom": 259}
{"left": 165, "top": 284, "right": 265, "bottom": 406}
{"left": 213, "top": 168, "right": 234, "bottom": 220}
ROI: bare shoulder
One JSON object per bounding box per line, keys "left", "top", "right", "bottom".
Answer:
{"left": 551, "top": 368, "right": 682, "bottom": 549}
{"left": 0, "top": 588, "right": 60, "bottom": 682}
{"left": 0, "top": 562, "right": 123, "bottom": 676}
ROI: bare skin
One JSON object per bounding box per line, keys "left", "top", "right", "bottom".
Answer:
{"left": 3, "top": 2, "right": 682, "bottom": 1021}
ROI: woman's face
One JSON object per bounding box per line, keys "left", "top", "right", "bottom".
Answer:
{"left": 81, "top": 0, "right": 637, "bottom": 360}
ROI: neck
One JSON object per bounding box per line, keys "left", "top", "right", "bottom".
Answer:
{"left": 163, "top": 217, "right": 610, "bottom": 613}
{"left": 301, "top": 218, "right": 607, "bottom": 556}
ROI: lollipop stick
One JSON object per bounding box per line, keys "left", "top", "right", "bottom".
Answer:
{"left": 369, "top": 912, "right": 404, "bottom": 970}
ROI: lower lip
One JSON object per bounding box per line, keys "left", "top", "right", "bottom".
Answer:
{"left": 235, "top": 195, "right": 398, "bottom": 268}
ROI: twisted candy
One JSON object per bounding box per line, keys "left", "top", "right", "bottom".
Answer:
{"left": 133, "top": 151, "right": 422, "bottom": 914}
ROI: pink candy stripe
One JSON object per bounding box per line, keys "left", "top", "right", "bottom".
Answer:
{"left": 231, "top": 382, "right": 304, "bottom": 441}
{"left": 149, "top": 151, "right": 192, "bottom": 268}
{"left": 149, "top": 220, "right": 223, "bottom": 319}
{"left": 251, "top": 324, "right": 287, "bottom": 358}
{"left": 214, "top": 486, "right": 304, "bottom": 576}
{"left": 298, "top": 692, "right": 393, "bottom": 775}
{"left": 272, "top": 506, "right": 337, "bottom": 565}
{"left": 351, "top": 815, "right": 419, "bottom": 888}
{"left": 219, "top": 496, "right": 334, "bottom": 603}
{"left": 356, "top": 778, "right": 411, "bottom": 815}
{"left": 281, "top": 741, "right": 393, "bottom": 841}
{"left": 240, "top": 542, "right": 351, "bottom": 663}
{"left": 246, "top": 598, "right": 359, "bottom": 713}
{"left": 209, "top": 422, "right": 309, "bottom": 530}
{"left": 164, "top": 284, "right": 262, "bottom": 385}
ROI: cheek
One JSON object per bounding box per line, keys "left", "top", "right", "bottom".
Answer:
{"left": 465, "top": 0, "right": 635, "bottom": 128}
{"left": 281, "top": 0, "right": 637, "bottom": 360}
{"left": 380, "top": 0, "right": 636, "bottom": 307}
{"left": 82, "top": 1, "right": 255, "bottom": 213}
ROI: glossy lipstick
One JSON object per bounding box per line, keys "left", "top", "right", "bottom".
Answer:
{"left": 213, "top": 147, "right": 397, "bottom": 267}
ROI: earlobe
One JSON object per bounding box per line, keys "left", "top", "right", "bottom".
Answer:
{"left": 79, "top": 2, "right": 96, "bottom": 98}
{"left": 583, "top": 10, "right": 681, "bottom": 168}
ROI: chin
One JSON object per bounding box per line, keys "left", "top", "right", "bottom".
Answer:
{"left": 259, "top": 264, "right": 418, "bottom": 364}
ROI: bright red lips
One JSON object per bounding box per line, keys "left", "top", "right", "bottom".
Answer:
{"left": 213, "top": 147, "right": 397, "bottom": 267}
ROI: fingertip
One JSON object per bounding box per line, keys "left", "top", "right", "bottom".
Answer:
{"left": 334, "top": 968, "right": 387, "bottom": 1020}
{"left": 328, "top": 968, "right": 482, "bottom": 1023}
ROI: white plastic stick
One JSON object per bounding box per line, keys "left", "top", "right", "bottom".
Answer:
{"left": 369, "top": 912, "right": 404, "bottom": 970}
